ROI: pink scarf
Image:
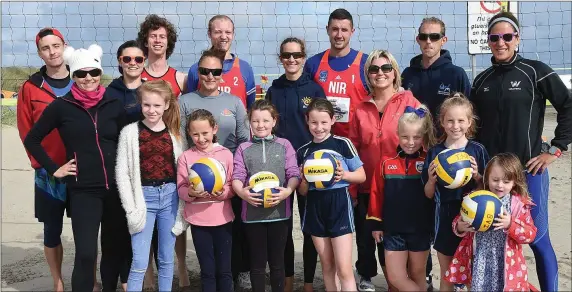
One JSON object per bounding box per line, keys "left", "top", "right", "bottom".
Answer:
{"left": 71, "top": 83, "right": 106, "bottom": 109}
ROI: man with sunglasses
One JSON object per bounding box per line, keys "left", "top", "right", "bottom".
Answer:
{"left": 304, "top": 8, "right": 369, "bottom": 139}
{"left": 16, "top": 27, "right": 74, "bottom": 292}
{"left": 402, "top": 17, "right": 471, "bottom": 135}
{"left": 186, "top": 15, "right": 256, "bottom": 110}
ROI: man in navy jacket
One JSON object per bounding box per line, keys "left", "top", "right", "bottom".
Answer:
{"left": 402, "top": 17, "right": 471, "bottom": 136}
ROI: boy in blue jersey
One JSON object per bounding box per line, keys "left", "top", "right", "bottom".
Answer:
{"left": 187, "top": 15, "right": 256, "bottom": 109}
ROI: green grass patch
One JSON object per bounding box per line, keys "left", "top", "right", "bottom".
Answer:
{"left": 1, "top": 106, "right": 17, "bottom": 127}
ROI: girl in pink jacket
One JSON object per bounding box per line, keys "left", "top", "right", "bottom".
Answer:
{"left": 445, "top": 153, "right": 537, "bottom": 291}
{"left": 177, "top": 109, "right": 235, "bottom": 292}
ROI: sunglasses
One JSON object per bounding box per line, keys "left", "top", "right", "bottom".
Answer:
{"left": 418, "top": 33, "right": 443, "bottom": 41}
{"left": 280, "top": 52, "right": 305, "bottom": 60}
{"left": 198, "top": 67, "right": 223, "bottom": 77}
{"left": 73, "top": 68, "right": 102, "bottom": 78}
{"left": 120, "top": 56, "right": 145, "bottom": 64}
{"left": 368, "top": 64, "right": 393, "bottom": 74}
{"left": 488, "top": 32, "right": 518, "bottom": 43}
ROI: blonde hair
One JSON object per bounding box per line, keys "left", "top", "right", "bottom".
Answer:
{"left": 136, "top": 80, "right": 181, "bottom": 140}
{"left": 438, "top": 92, "right": 478, "bottom": 142}
{"left": 364, "top": 49, "right": 402, "bottom": 92}
{"left": 397, "top": 104, "right": 437, "bottom": 149}
{"left": 483, "top": 153, "right": 531, "bottom": 202}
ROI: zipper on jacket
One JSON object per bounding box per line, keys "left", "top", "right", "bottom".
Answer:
{"left": 74, "top": 152, "right": 78, "bottom": 182}
{"left": 262, "top": 140, "right": 266, "bottom": 164}
{"left": 63, "top": 99, "right": 110, "bottom": 190}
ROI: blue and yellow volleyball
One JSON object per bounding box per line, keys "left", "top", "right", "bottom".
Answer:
{"left": 188, "top": 158, "right": 227, "bottom": 193}
{"left": 303, "top": 150, "right": 339, "bottom": 189}
{"left": 433, "top": 148, "right": 472, "bottom": 189}
{"left": 460, "top": 190, "right": 504, "bottom": 232}
{"left": 249, "top": 171, "right": 280, "bottom": 208}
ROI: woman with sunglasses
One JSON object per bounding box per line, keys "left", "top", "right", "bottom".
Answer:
{"left": 470, "top": 11, "right": 572, "bottom": 292}
{"left": 265, "top": 37, "right": 325, "bottom": 292}
{"left": 348, "top": 49, "right": 421, "bottom": 292}
{"left": 24, "top": 44, "right": 132, "bottom": 291}
{"left": 107, "top": 40, "right": 146, "bottom": 124}
{"left": 179, "top": 49, "right": 250, "bottom": 154}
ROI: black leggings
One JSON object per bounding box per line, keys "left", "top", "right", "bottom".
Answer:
{"left": 69, "top": 187, "right": 131, "bottom": 291}
{"left": 284, "top": 195, "right": 318, "bottom": 284}
{"left": 231, "top": 196, "right": 250, "bottom": 278}
{"left": 244, "top": 220, "right": 289, "bottom": 292}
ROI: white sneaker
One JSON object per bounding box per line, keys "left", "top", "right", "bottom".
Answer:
{"left": 358, "top": 276, "right": 375, "bottom": 292}
{"left": 237, "top": 272, "right": 252, "bottom": 289}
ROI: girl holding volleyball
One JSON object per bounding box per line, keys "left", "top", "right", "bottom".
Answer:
{"left": 115, "top": 80, "right": 187, "bottom": 291}
{"left": 176, "top": 109, "right": 235, "bottom": 292}
{"left": 445, "top": 153, "right": 537, "bottom": 291}
{"left": 232, "top": 99, "right": 300, "bottom": 292}
{"left": 297, "top": 98, "right": 366, "bottom": 292}
{"left": 367, "top": 104, "right": 435, "bottom": 291}
{"left": 422, "top": 93, "right": 489, "bottom": 292}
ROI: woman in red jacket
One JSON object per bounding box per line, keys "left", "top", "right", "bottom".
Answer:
{"left": 348, "top": 49, "right": 421, "bottom": 291}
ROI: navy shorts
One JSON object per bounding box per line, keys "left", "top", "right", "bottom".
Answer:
{"left": 433, "top": 201, "right": 463, "bottom": 256}
{"left": 34, "top": 168, "right": 69, "bottom": 247}
{"left": 302, "top": 188, "right": 354, "bottom": 238}
{"left": 383, "top": 232, "right": 431, "bottom": 252}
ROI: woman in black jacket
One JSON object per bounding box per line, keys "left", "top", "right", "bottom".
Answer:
{"left": 470, "top": 12, "right": 572, "bottom": 292}
{"left": 24, "top": 44, "right": 131, "bottom": 292}
{"left": 265, "top": 37, "right": 326, "bottom": 292}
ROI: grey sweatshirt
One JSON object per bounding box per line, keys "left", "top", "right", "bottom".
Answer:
{"left": 179, "top": 91, "right": 250, "bottom": 153}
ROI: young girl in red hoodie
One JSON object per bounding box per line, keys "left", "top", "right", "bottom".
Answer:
{"left": 177, "top": 109, "right": 235, "bottom": 292}
{"left": 445, "top": 153, "right": 537, "bottom": 291}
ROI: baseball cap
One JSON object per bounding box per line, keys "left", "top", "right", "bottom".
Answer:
{"left": 35, "top": 28, "right": 65, "bottom": 47}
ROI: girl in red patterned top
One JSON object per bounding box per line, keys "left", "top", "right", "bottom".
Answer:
{"left": 445, "top": 153, "right": 537, "bottom": 291}
{"left": 116, "top": 80, "right": 187, "bottom": 292}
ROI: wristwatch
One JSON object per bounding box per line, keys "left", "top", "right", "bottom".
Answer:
{"left": 549, "top": 145, "right": 562, "bottom": 158}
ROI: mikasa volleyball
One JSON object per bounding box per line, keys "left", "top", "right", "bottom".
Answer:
{"left": 188, "top": 157, "right": 227, "bottom": 193}
{"left": 433, "top": 148, "right": 472, "bottom": 189}
{"left": 249, "top": 171, "right": 280, "bottom": 208}
{"left": 303, "top": 150, "right": 339, "bottom": 189}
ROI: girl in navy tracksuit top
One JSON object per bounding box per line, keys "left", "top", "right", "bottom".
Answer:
{"left": 367, "top": 104, "right": 436, "bottom": 292}
{"left": 422, "top": 93, "right": 489, "bottom": 292}
{"left": 265, "top": 37, "right": 326, "bottom": 291}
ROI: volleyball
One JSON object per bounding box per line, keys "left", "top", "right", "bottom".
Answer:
{"left": 433, "top": 148, "right": 472, "bottom": 189}
{"left": 303, "top": 150, "right": 339, "bottom": 189}
{"left": 188, "top": 158, "right": 227, "bottom": 194}
{"left": 460, "top": 190, "right": 504, "bottom": 232}
{"left": 249, "top": 171, "right": 280, "bottom": 208}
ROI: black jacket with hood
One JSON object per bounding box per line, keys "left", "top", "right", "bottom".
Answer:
{"left": 106, "top": 77, "right": 143, "bottom": 124}
{"left": 470, "top": 54, "right": 572, "bottom": 165}
{"left": 265, "top": 72, "right": 326, "bottom": 150}
{"left": 24, "top": 91, "right": 127, "bottom": 190}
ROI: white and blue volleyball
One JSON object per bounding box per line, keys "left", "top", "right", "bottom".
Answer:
{"left": 249, "top": 171, "right": 280, "bottom": 208}
{"left": 461, "top": 190, "right": 504, "bottom": 232}
{"left": 189, "top": 158, "right": 227, "bottom": 193}
{"left": 303, "top": 150, "right": 339, "bottom": 189}
{"left": 433, "top": 148, "right": 472, "bottom": 189}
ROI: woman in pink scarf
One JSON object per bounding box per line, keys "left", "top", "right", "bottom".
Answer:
{"left": 24, "top": 44, "right": 131, "bottom": 292}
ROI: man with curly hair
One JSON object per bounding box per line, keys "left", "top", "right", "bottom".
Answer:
{"left": 137, "top": 14, "right": 187, "bottom": 97}
{"left": 136, "top": 14, "right": 191, "bottom": 290}
{"left": 186, "top": 15, "right": 256, "bottom": 109}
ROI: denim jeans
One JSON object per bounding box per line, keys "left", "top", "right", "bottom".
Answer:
{"left": 127, "top": 182, "right": 178, "bottom": 292}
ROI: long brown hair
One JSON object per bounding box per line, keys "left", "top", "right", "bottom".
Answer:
{"left": 136, "top": 80, "right": 181, "bottom": 140}
{"left": 483, "top": 153, "right": 531, "bottom": 202}
{"left": 438, "top": 92, "right": 478, "bottom": 142}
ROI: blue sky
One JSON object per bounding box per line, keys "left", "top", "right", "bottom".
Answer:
{"left": 2, "top": 1, "right": 571, "bottom": 83}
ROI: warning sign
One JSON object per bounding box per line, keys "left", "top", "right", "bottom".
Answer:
{"left": 468, "top": 1, "right": 518, "bottom": 54}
